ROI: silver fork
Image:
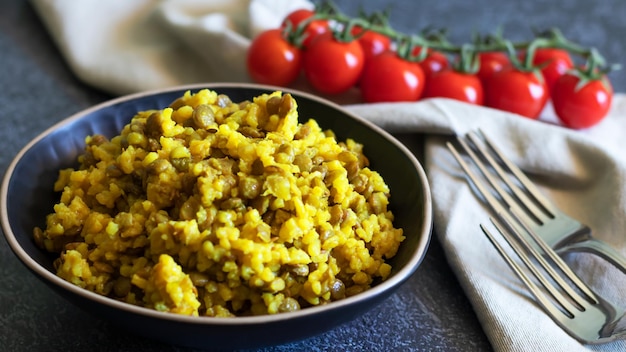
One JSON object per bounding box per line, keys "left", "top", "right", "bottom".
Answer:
{"left": 446, "top": 129, "right": 626, "bottom": 274}
{"left": 481, "top": 208, "right": 626, "bottom": 343}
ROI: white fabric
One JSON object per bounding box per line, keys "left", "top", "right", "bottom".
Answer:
{"left": 30, "top": 0, "right": 626, "bottom": 350}
{"left": 31, "top": 0, "right": 313, "bottom": 95}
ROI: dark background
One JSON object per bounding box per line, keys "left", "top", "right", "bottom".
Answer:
{"left": 2, "top": 1, "right": 625, "bottom": 351}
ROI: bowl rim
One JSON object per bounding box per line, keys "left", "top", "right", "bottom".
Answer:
{"left": 1, "top": 82, "right": 432, "bottom": 325}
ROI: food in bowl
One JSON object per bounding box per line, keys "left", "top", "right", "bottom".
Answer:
{"left": 33, "top": 89, "right": 405, "bottom": 317}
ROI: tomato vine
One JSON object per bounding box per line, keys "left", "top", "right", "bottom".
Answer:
{"left": 299, "top": 2, "right": 616, "bottom": 75}
{"left": 247, "top": 1, "right": 620, "bottom": 129}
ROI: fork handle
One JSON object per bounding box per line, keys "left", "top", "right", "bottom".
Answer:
{"left": 558, "top": 238, "right": 626, "bottom": 275}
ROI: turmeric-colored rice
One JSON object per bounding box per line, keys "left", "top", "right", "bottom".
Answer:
{"left": 34, "top": 89, "right": 404, "bottom": 317}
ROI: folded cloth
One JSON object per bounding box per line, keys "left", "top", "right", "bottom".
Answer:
{"left": 30, "top": 0, "right": 313, "bottom": 95}
{"left": 30, "top": 0, "right": 626, "bottom": 350}
{"left": 352, "top": 99, "right": 626, "bottom": 351}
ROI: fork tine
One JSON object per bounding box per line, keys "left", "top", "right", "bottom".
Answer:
{"left": 482, "top": 215, "right": 580, "bottom": 319}
{"left": 508, "top": 206, "right": 598, "bottom": 304}
{"left": 464, "top": 131, "right": 550, "bottom": 225}
{"left": 446, "top": 141, "right": 509, "bottom": 217}
{"left": 476, "top": 128, "right": 558, "bottom": 217}
{"left": 447, "top": 137, "right": 538, "bottom": 228}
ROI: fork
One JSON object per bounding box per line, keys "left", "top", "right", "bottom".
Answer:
{"left": 481, "top": 208, "right": 626, "bottom": 343}
{"left": 446, "top": 129, "right": 626, "bottom": 274}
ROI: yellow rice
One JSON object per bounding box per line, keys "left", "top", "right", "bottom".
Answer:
{"left": 34, "top": 89, "right": 404, "bottom": 317}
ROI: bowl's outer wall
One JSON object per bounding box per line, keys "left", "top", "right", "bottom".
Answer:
{"left": 4, "top": 85, "right": 431, "bottom": 349}
{"left": 37, "top": 267, "right": 395, "bottom": 349}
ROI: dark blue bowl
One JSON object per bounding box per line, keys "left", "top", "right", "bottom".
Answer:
{"left": 1, "top": 83, "right": 431, "bottom": 350}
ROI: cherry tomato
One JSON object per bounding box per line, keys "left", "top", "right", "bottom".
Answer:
{"left": 423, "top": 69, "right": 484, "bottom": 105}
{"left": 351, "top": 26, "right": 392, "bottom": 63}
{"left": 360, "top": 51, "right": 425, "bottom": 103}
{"left": 303, "top": 36, "right": 364, "bottom": 95}
{"left": 477, "top": 52, "right": 510, "bottom": 84}
{"left": 412, "top": 47, "right": 449, "bottom": 77}
{"left": 552, "top": 73, "right": 613, "bottom": 129}
{"left": 281, "top": 9, "right": 329, "bottom": 48}
{"left": 246, "top": 29, "right": 302, "bottom": 86}
{"left": 527, "top": 48, "right": 574, "bottom": 94}
{"left": 484, "top": 68, "right": 549, "bottom": 119}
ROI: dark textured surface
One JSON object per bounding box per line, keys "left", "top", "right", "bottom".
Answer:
{"left": 1, "top": 1, "right": 624, "bottom": 351}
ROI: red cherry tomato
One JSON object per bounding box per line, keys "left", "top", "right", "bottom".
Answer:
{"left": 412, "top": 47, "right": 449, "bottom": 77}
{"left": 552, "top": 73, "right": 613, "bottom": 129}
{"left": 281, "top": 9, "right": 329, "bottom": 48}
{"left": 484, "top": 68, "right": 549, "bottom": 119}
{"left": 351, "top": 26, "right": 392, "bottom": 63}
{"left": 528, "top": 48, "right": 574, "bottom": 93}
{"left": 303, "top": 36, "right": 364, "bottom": 95}
{"left": 477, "top": 52, "right": 510, "bottom": 84}
{"left": 360, "top": 51, "right": 425, "bottom": 103}
{"left": 246, "top": 29, "right": 302, "bottom": 86}
{"left": 423, "top": 69, "right": 484, "bottom": 105}
{"left": 421, "top": 51, "right": 449, "bottom": 77}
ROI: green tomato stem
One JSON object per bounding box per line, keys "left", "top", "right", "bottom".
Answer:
{"left": 298, "top": 2, "right": 617, "bottom": 75}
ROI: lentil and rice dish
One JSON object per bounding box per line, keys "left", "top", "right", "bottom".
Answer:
{"left": 34, "top": 89, "right": 405, "bottom": 317}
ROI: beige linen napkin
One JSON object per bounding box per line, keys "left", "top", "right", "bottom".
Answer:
{"left": 31, "top": 0, "right": 314, "bottom": 95}
{"left": 352, "top": 98, "right": 626, "bottom": 351}
{"left": 30, "top": 0, "right": 626, "bottom": 350}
